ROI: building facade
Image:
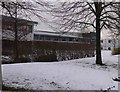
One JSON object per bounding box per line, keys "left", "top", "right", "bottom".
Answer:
{"left": 33, "top": 30, "right": 96, "bottom": 44}
{"left": 2, "top": 15, "right": 38, "bottom": 41}
{"left": 101, "top": 39, "right": 120, "bottom": 50}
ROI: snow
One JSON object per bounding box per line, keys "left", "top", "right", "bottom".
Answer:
{"left": 2, "top": 50, "right": 119, "bottom": 90}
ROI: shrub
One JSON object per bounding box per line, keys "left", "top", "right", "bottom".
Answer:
{"left": 112, "top": 48, "right": 120, "bottom": 55}
{"left": 34, "top": 54, "right": 57, "bottom": 62}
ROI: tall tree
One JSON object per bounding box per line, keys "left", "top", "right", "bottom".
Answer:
{"left": 50, "top": 1, "right": 120, "bottom": 65}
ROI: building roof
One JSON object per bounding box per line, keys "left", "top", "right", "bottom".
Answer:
{"left": 1, "top": 15, "right": 38, "bottom": 26}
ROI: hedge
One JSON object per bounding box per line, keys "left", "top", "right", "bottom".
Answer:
{"left": 2, "top": 40, "right": 95, "bottom": 62}
{"left": 112, "top": 48, "right": 120, "bottom": 55}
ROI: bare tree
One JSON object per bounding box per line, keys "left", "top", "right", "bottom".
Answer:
{"left": 0, "top": 1, "right": 49, "bottom": 62}
{"left": 50, "top": 1, "right": 120, "bottom": 65}
{"left": 109, "top": 2, "right": 120, "bottom": 49}
{"left": 114, "top": 2, "right": 120, "bottom": 35}
{"left": 112, "top": 2, "right": 120, "bottom": 36}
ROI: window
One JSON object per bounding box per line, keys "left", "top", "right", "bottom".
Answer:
{"left": 108, "top": 47, "right": 111, "bottom": 50}
{"left": 101, "top": 40, "right": 103, "bottom": 43}
{"left": 40, "top": 35, "right": 44, "bottom": 40}
{"left": 76, "top": 39, "right": 79, "bottom": 42}
{"left": 45, "top": 36, "right": 50, "bottom": 40}
{"left": 108, "top": 40, "right": 111, "bottom": 43}
{"left": 101, "top": 47, "right": 103, "bottom": 50}
{"left": 54, "top": 38, "right": 58, "bottom": 41}
{"left": 62, "top": 38, "right": 66, "bottom": 41}
{"left": 34, "top": 34, "right": 39, "bottom": 40}
{"left": 69, "top": 38, "right": 73, "bottom": 41}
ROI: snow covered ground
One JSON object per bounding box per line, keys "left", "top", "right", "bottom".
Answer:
{"left": 2, "top": 50, "right": 119, "bottom": 90}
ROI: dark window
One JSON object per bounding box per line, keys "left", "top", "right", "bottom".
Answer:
{"left": 69, "top": 38, "right": 73, "bottom": 41}
{"left": 101, "top": 40, "right": 103, "bottom": 43}
{"left": 76, "top": 39, "right": 79, "bottom": 42}
{"left": 34, "top": 34, "right": 39, "bottom": 40}
{"left": 62, "top": 38, "right": 66, "bottom": 41}
{"left": 54, "top": 38, "right": 58, "bottom": 41}
{"left": 101, "top": 47, "right": 103, "bottom": 50}
{"left": 40, "top": 35, "right": 44, "bottom": 40}
{"left": 45, "top": 36, "right": 50, "bottom": 40}
{"left": 108, "top": 47, "right": 111, "bottom": 50}
{"left": 108, "top": 40, "right": 111, "bottom": 43}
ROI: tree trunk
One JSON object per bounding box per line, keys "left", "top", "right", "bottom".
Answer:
{"left": 14, "top": 5, "right": 19, "bottom": 63}
{"left": 95, "top": 2, "right": 103, "bottom": 65}
{"left": 14, "top": 17, "right": 19, "bottom": 63}
{"left": 96, "top": 27, "right": 102, "bottom": 65}
{"left": 0, "top": 16, "right": 2, "bottom": 90}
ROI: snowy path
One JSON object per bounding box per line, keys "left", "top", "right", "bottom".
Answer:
{"left": 2, "top": 51, "right": 119, "bottom": 90}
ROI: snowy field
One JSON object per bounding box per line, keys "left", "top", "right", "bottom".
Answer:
{"left": 2, "top": 50, "right": 119, "bottom": 90}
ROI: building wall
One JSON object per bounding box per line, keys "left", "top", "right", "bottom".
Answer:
{"left": 101, "top": 39, "right": 120, "bottom": 50}
{"left": 34, "top": 34, "right": 81, "bottom": 42}
{"left": 2, "top": 15, "right": 37, "bottom": 41}
{"left": 33, "top": 31, "right": 96, "bottom": 44}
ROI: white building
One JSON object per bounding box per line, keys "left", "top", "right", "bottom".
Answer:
{"left": 101, "top": 39, "right": 120, "bottom": 50}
